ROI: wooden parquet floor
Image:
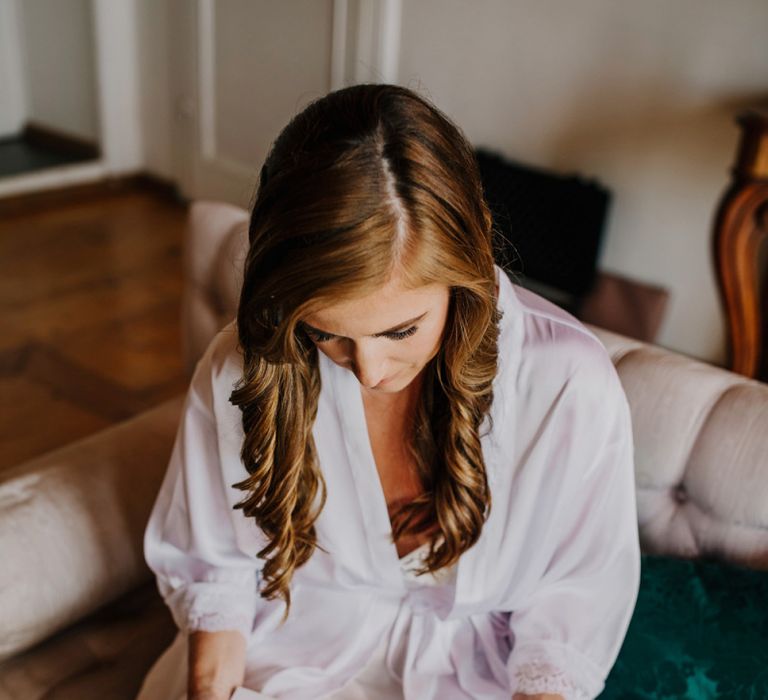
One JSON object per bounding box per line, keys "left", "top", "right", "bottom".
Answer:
{"left": 0, "top": 185, "right": 190, "bottom": 474}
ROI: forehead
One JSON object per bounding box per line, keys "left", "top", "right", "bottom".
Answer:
{"left": 302, "top": 281, "right": 446, "bottom": 334}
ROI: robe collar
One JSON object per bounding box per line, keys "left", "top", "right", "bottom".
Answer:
{"left": 316, "top": 263, "right": 525, "bottom": 617}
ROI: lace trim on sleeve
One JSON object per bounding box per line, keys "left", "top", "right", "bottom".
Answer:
{"left": 163, "top": 578, "right": 257, "bottom": 641}
{"left": 506, "top": 640, "right": 605, "bottom": 700}
{"left": 511, "top": 659, "right": 592, "bottom": 700}
{"left": 183, "top": 609, "right": 253, "bottom": 640}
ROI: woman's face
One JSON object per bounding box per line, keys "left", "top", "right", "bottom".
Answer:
{"left": 299, "top": 276, "right": 451, "bottom": 396}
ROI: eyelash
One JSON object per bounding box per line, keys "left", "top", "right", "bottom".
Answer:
{"left": 306, "top": 325, "right": 418, "bottom": 342}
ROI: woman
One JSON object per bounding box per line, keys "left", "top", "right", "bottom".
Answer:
{"left": 136, "top": 83, "right": 641, "bottom": 700}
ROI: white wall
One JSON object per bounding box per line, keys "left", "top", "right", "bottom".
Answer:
{"left": 91, "top": 0, "right": 142, "bottom": 174}
{"left": 395, "top": 0, "right": 768, "bottom": 366}
{"left": 214, "top": 0, "right": 334, "bottom": 170}
{"left": 17, "top": 0, "right": 100, "bottom": 141}
{"left": 0, "top": 0, "right": 147, "bottom": 197}
{"left": 135, "top": 0, "right": 173, "bottom": 179}
{"left": 132, "top": 0, "right": 768, "bottom": 366}
{"left": 0, "top": 0, "right": 27, "bottom": 136}
{"left": 135, "top": 0, "right": 338, "bottom": 202}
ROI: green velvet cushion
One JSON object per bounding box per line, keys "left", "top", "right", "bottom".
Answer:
{"left": 600, "top": 553, "right": 768, "bottom": 699}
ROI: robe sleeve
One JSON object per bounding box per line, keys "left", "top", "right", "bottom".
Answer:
{"left": 505, "top": 347, "right": 641, "bottom": 700}
{"left": 143, "top": 338, "right": 260, "bottom": 642}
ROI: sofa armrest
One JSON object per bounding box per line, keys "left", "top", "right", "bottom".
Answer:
{"left": 0, "top": 396, "right": 184, "bottom": 663}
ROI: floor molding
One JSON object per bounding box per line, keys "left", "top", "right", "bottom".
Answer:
{"left": 0, "top": 172, "right": 186, "bottom": 217}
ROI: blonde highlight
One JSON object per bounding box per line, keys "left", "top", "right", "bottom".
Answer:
{"left": 229, "top": 84, "right": 506, "bottom": 622}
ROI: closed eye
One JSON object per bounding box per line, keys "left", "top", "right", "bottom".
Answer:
{"left": 305, "top": 325, "right": 418, "bottom": 342}
{"left": 381, "top": 325, "right": 419, "bottom": 340}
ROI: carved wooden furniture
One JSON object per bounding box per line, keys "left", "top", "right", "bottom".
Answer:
{"left": 713, "top": 108, "right": 768, "bottom": 381}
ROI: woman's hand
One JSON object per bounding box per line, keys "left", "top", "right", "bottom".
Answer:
{"left": 188, "top": 629, "right": 248, "bottom": 700}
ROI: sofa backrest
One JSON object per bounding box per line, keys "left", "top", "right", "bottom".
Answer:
{"left": 181, "top": 200, "right": 249, "bottom": 377}
{"left": 584, "top": 325, "right": 768, "bottom": 571}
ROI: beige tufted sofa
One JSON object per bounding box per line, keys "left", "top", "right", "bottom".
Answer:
{"left": 1, "top": 201, "right": 767, "bottom": 699}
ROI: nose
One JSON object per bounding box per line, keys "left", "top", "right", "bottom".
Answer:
{"left": 349, "top": 343, "right": 388, "bottom": 389}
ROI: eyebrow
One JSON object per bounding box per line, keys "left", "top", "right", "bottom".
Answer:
{"left": 302, "top": 311, "right": 428, "bottom": 338}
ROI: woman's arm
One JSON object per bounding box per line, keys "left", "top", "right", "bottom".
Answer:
{"left": 514, "top": 694, "right": 565, "bottom": 700}
{"left": 143, "top": 334, "right": 263, "bottom": 694}
{"left": 143, "top": 348, "right": 259, "bottom": 639}
{"left": 188, "top": 629, "right": 248, "bottom": 700}
{"left": 503, "top": 341, "right": 641, "bottom": 699}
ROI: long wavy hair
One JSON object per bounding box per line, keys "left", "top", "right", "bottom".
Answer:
{"left": 229, "top": 83, "right": 504, "bottom": 622}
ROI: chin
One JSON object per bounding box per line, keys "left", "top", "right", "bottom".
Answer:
{"left": 363, "top": 370, "right": 410, "bottom": 393}
{"left": 382, "top": 370, "right": 418, "bottom": 393}
{"left": 379, "top": 381, "right": 404, "bottom": 393}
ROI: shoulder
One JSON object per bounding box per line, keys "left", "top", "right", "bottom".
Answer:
{"left": 190, "top": 319, "right": 244, "bottom": 407}
{"left": 497, "top": 280, "right": 633, "bottom": 489}
{"left": 497, "top": 275, "right": 625, "bottom": 417}
{"left": 513, "top": 282, "right": 607, "bottom": 356}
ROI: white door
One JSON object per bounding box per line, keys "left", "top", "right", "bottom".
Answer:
{"left": 167, "top": 0, "right": 402, "bottom": 207}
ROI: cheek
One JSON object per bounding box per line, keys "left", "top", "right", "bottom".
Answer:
{"left": 412, "top": 328, "right": 444, "bottom": 361}
{"left": 317, "top": 346, "right": 344, "bottom": 364}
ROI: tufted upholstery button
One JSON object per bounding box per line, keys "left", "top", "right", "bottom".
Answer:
{"left": 672, "top": 483, "right": 688, "bottom": 504}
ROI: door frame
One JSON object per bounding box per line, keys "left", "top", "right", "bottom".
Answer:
{"left": 0, "top": 0, "right": 142, "bottom": 198}
{"left": 0, "top": 0, "right": 403, "bottom": 201}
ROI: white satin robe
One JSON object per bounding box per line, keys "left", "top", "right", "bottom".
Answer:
{"left": 140, "top": 264, "right": 641, "bottom": 700}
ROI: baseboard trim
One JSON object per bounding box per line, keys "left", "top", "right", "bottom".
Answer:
{"left": 0, "top": 172, "right": 187, "bottom": 217}
{"left": 23, "top": 121, "right": 101, "bottom": 160}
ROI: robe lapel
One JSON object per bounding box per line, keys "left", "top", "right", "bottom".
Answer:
{"left": 314, "top": 349, "right": 404, "bottom": 589}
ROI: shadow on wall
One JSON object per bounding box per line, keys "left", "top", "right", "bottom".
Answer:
{"left": 545, "top": 90, "right": 768, "bottom": 367}
{"left": 548, "top": 92, "right": 767, "bottom": 183}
